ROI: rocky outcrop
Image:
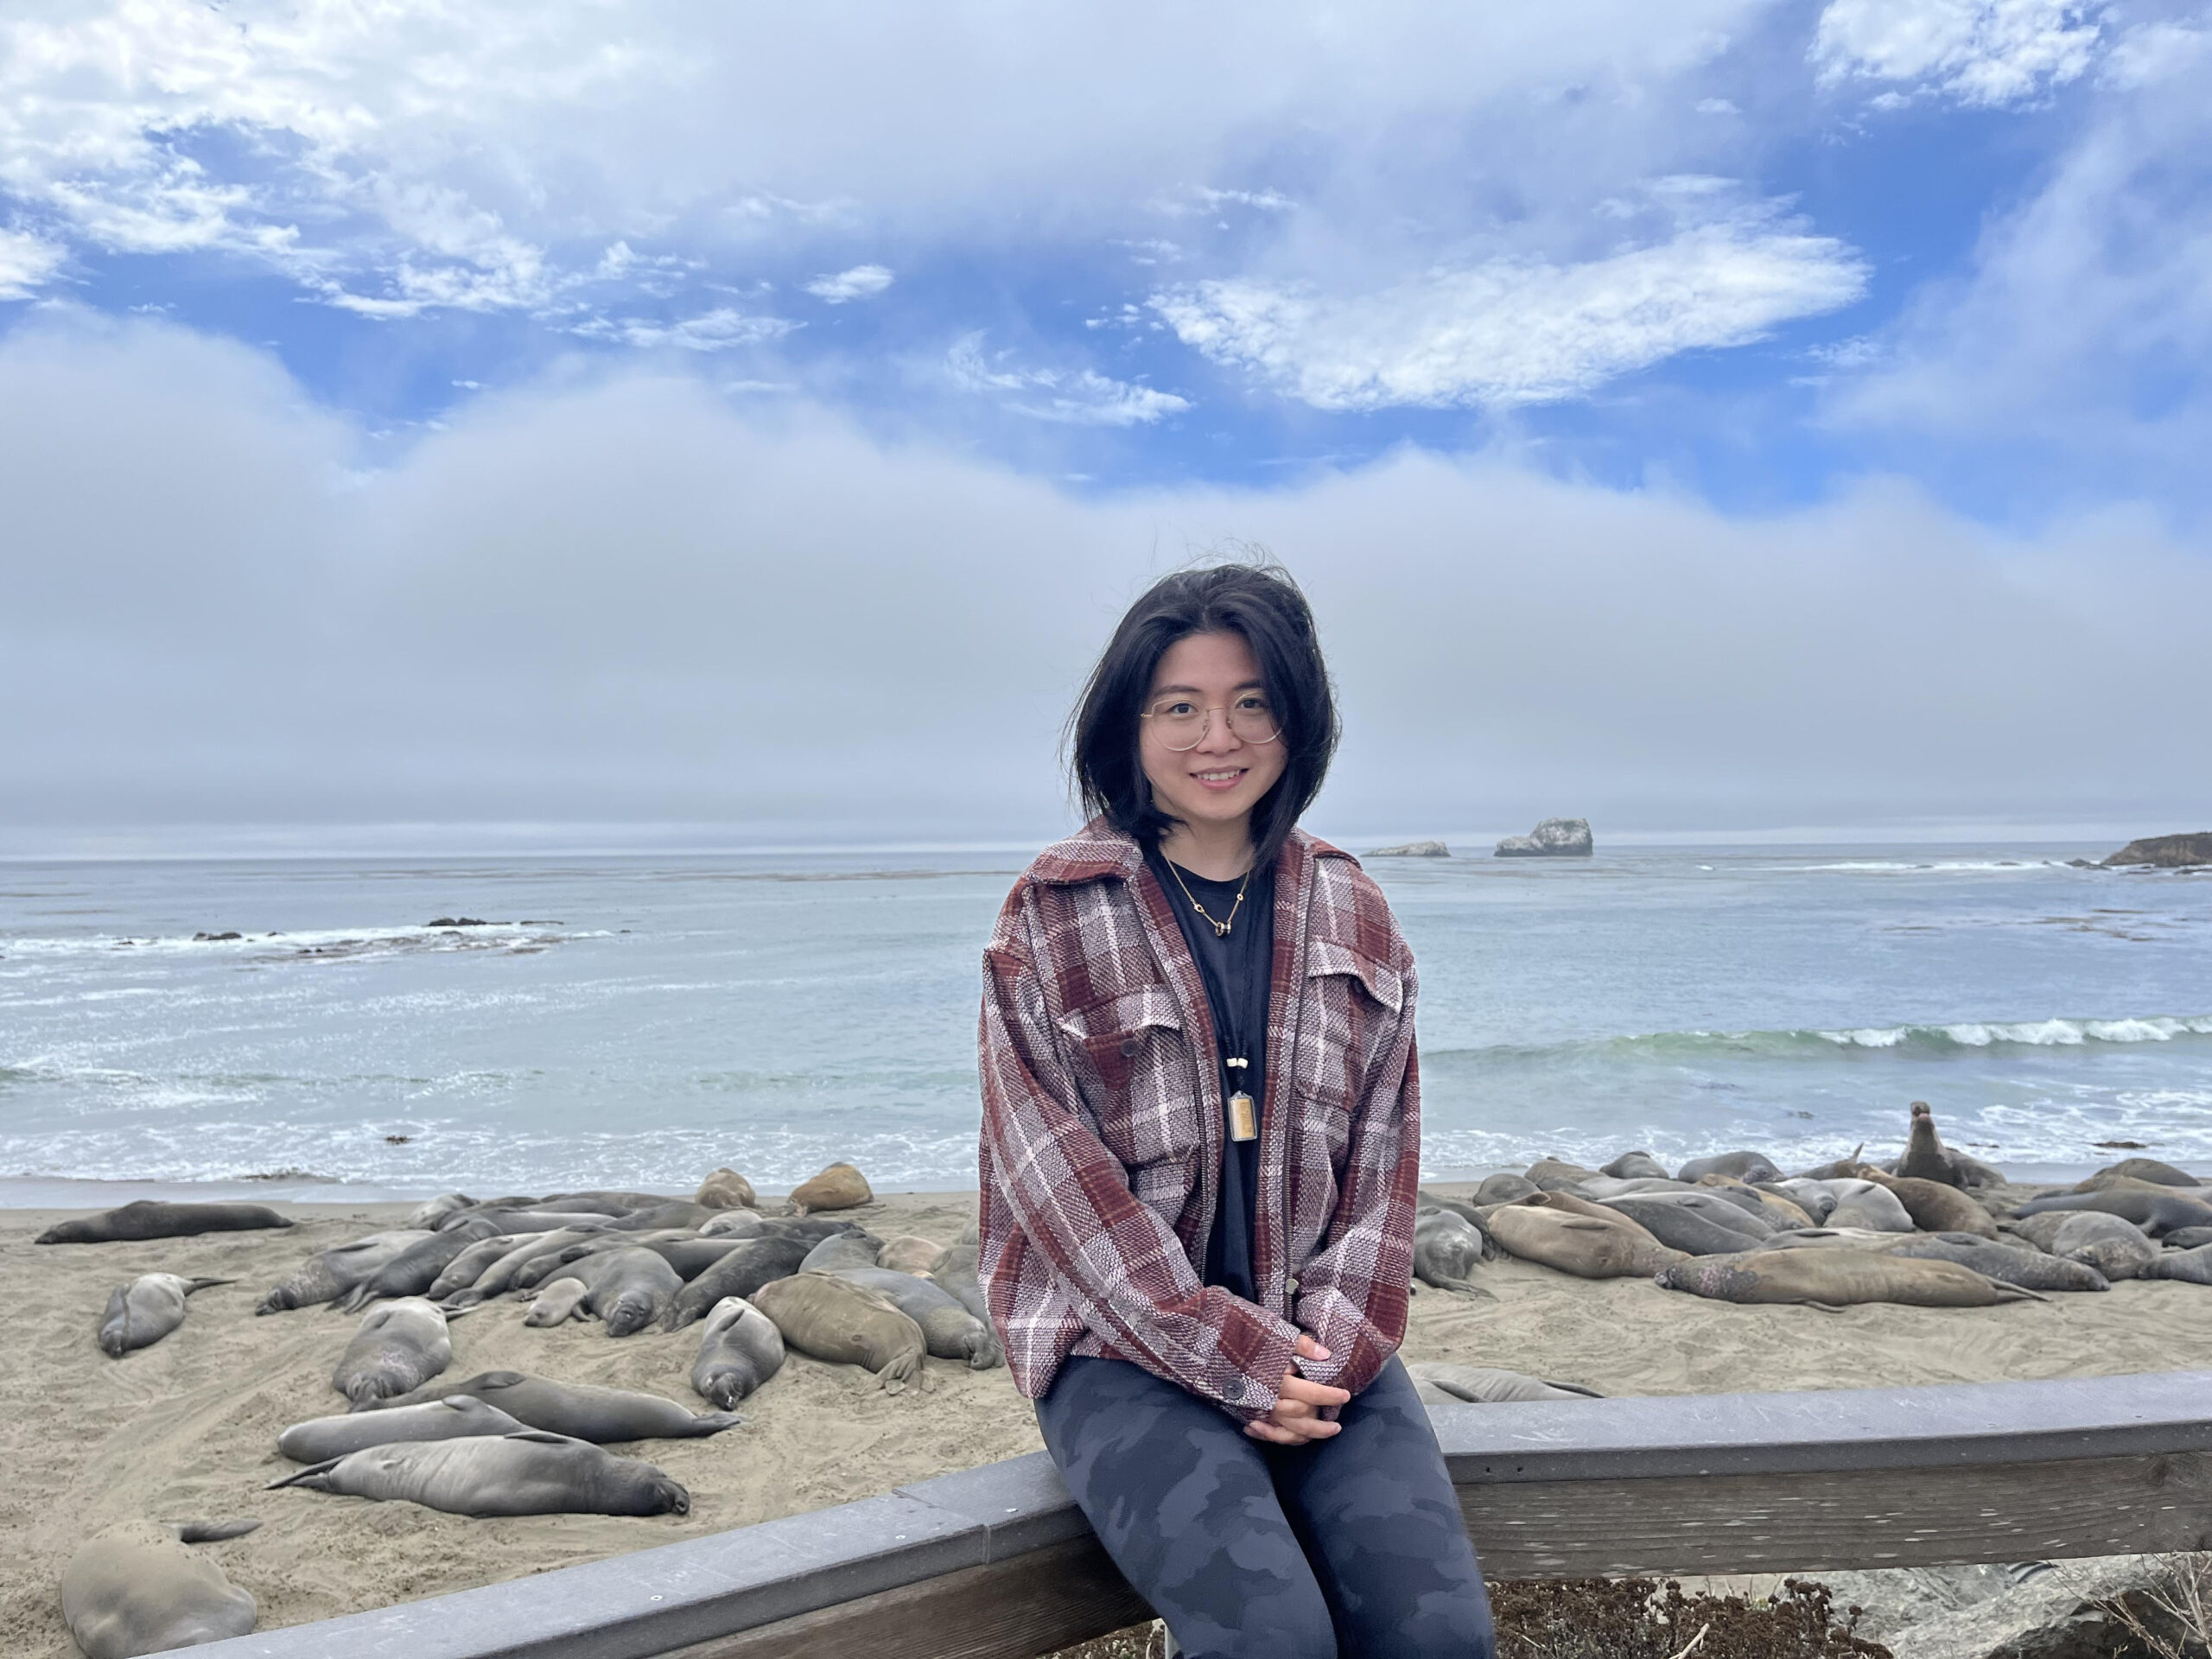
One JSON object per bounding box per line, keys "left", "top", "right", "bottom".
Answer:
{"left": 1367, "top": 840, "right": 1450, "bottom": 857}
{"left": 2101, "top": 832, "right": 2212, "bottom": 868}
{"left": 1494, "top": 817, "right": 1593, "bottom": 858}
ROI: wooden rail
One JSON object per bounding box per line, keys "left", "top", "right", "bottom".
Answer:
{"left": 192, "top": 1370, "right": 2212, "bottom": 1659}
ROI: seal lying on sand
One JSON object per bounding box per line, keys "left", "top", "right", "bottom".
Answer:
{"left": 279, "top": 1395, "right": 528, "bottom": 1462}
{"left": 1851, "top": 1168, "right": 1999, "bottom": 1238}
{"left": 2075, "top": 1158, "right": 2201, "bottom": 1190}
{"left": 1523, "top": 1158, "right": 1603, "bottom": 1192}
{"left": 39, "top": 1200, "right": 292, "bottom": 1245}
{"left": 696, "top": 1167, "right": 758, "bottom": 1209}
{"left": 1413, "top": 1207, "right": 1491, "bottom": 1294}
{"left": 1406, "top": 1363, "right": 1604, "bottom": 1404}
{"left": 692, "top": 1297, "right": 785, "bottom": 1408}
{"left": 929, "top": 1242, "right": 989, "bottom": 1325}
{"left": 1803, "top": 1180, "right": 1914, "bottom": 1233}
{"left": 2164, "top": 1226, "right": 2212, "bottom": 1251}
{"left": 550, "top": 1247, "right": 683, "bottom": 1336}
{"left": 334, "top": 1298, "right": 452, "bottom": 1407}
{"left": 2146, "top": 1243, "right": 2212, "bottom": 1286}
{"left": 60, "top": 1519, "right": 259, "bottom": 1658}
{"left": 524, "top": 1278, "right": 592, "bottom": 1325}
{"left": 2012, "top": 1188, "right": 2212, "bottom": 1237}
{"left": 1482, "top": 1196, "right": 1685, "bottom": 1279}
{"left": 270, "top": 1432, "right": 690, "bottom": 1517}
{"left": 406, "top": 1192, "right": 479, "bottom": 1230}
{"left": 1757, "top": 1227, "right": 1925, "bottom": 1251}
{"left": 256, "top": 1230, "right": 433, "bottom": 1314}
{"left": 876, "top": 1235, "right": 947, "bottom": 1274}
{"left": 661, "top": 1236, "right": 812, "bottom": 1331}
{"left": 1886, "top": 1234, "right": 2109, "bottom": 1292}
{"left": 786, "top": 1162, "right": 874, "bottom": 1215}
{"left": 99, "top": 1274, "right": 232, "bottom": 1357}
{"left": 1774, "top": 1180, "right": 1840, "bottom": 1223}
{"left": 800, "top": 1229, "right": 886, "bottom": 1272}
{"left": 753, "top": 1271, "right": 928, "bottom": 1391}
{"left": 335, "top": 1217, "right": 505, "bottom": 1312}
{"left": 1656, "top": 1250, "right": 2043, "bottom": 1308}
{"left": 2004, "top": 1211, "right": 2158, "bottom": 1280}
{"left": 828, "top": 1266, "right": 1002, "bottom": 1368}
{"left": 1474, "top": 1173, "right": 1540, "bottom": 1205}
{"left": 362, "top": 1370, "right": 743, "bottom": 1440}
{"left": 1598, "top": 1193, "right": 1766, "bottom": 1257}
{"left": 1600, "top": 1151, "right": 1669, "bottom": 1180}
{"left": 442, "top": 1226, "right": 613, "bottom": 1306}
{"left": 1676, "top": 1151, "right": 1783, "bottom": 1185}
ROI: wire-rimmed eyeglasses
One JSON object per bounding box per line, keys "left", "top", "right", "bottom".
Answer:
{"left": 1141, "top": 693, "right": 1282, "bottom": 752}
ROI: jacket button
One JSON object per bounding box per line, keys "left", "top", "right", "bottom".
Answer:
{"left": 1119, "top": 1036, "right": 1142, "bottom": 1057}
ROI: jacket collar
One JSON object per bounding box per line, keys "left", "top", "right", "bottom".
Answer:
{"left": 1028, "top": 817, "right": 1353, "bottom": 887}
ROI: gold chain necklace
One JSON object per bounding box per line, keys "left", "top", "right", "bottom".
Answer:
{"left": 1163, "top": 855, "right": 1254, "bottom": 938}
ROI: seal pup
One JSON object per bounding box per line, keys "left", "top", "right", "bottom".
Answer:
{"left": 2146, "top": 1243, "right": 2212, "bottom": 1286}
{"left": 99, "top": 1274, "right": 232, "bottom": 1357}
{"left": 661, "top": 1235, "right": 812, "bottom": 1331}
{"left": 2012, "top": 1188, "right": 2212, "bottom": 1237}
{"left": 1850, "top": 1167, "right": 1999, "bottom": 1238}
{"left": 801, "top": 1228, "right": 887, "bottom": 1273}
{"left": 335, "top": 1216, "right": 505, "bottom": 1312}
{"left": 1887, "top": 1234, "right": 2110, "bottom": 1292}
{"left": 1656, "top": 1250, "right": 2043, "bottom": 1308}
{"left": 256, "top": 1230, "right": 433, "bottom": 1314}
{"left": 524, "top": 1277, "right": 592, "bottom": 1326}
{"left": 753, "top": 1271, "right": 928, "bottom": 1391}
{"left": 279, "top": 1395, "right": 528, "bottom": 1462}
{"left": 786, "top": 1161, "right": 874, "bottom": 1215}
{"left": 1406, "top": 1363, "right": 1604, "bottom": 1405}
{"left": 38, "top": 1199, "right": 292, "bottom": 1245}
{"left": 2003, "top": 1211, "right": 2158, "bottom": 1280}
{"left": 1600, "top": 1151, "right": 1669, "bottom": 1180}
{"left": 1481, "top": 1195, "right": 1684, "bottom": 1279}
{"left": 361, "top": 1370, "right": 743, "bottom": 1440}
{"left": 564, "top": 1247, "right": 684, "bottom": 1336}
{"left": 334, "top": 1297, "right": 453, "bottom": 1407}
{"left": 61, "top": 1519, "right": 259, "bottom": 1658}
{"left": 1412, "top": 1208, "right": 1491, "bottom": 1294}
{"left": 692, "top": 1296, "right": 786, "bottom": 1408}
{"left": 696, "top": 1167, "right": 758, "bottom": 1210}
{"left": 270, "top": 1430, "right": 690, "bottom": 1517}
{"left": 1675, "top": 1151, "right": 1783, "bottom": 1185}
{"left": 876, "top": 1235, "right": 947, "bottom": 1274}
{"left": 828, "top": 1266, "right": 1003, "bottom": 1368}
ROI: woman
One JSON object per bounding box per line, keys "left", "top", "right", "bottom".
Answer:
{"left": 977, "top": 563, "right": 1494, "bottom": 1657}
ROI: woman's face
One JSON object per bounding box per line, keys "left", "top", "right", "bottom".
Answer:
{"left": 1139, "top": 631, "right": 1288, "bottom": 842}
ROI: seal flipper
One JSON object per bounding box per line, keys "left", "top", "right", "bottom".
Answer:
{"left": 175, "top": 1519, "right": 261, "bottom": 1543}
{"left": 266, "top": 1459, "right": 344, "bottom": 1491}
{"left": 184, "top": 1278, "right": 236, "bottom": 1294}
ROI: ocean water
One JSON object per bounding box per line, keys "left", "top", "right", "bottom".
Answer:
{"left": 2, "top": 843, "right": 2209, "bottom": 1199}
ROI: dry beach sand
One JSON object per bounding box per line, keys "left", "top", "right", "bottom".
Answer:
{"left": 7, "top": 1185, "right": 2212, "bottom": 1655}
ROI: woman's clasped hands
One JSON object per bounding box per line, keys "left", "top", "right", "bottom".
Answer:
{"left": 1243, "top": 1332, "right": 1350, "bottom": 1445}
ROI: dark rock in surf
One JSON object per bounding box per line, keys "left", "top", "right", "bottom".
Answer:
{"left": 1494, "top": 817, "right": 1593, "bottom": 858}
{"left": 2100, "top": 832, "right": 2212, "bottom": 868}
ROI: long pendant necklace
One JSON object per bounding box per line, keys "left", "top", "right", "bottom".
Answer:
{"left": 1164, "top": 856, "right": 1253, "bottom": 938}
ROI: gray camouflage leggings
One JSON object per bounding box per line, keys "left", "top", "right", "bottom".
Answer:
{"left": 1036, "top": 1354, "right": 1496, "bottom": 1658}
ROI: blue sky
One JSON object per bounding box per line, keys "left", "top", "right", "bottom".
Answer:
{"left": 3, "top": 0, "right": 2209, "bottom": 845}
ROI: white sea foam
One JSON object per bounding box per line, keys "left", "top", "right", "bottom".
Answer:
{"left": 1820, "top": 1015, "right": 2212, "bottom": 1048}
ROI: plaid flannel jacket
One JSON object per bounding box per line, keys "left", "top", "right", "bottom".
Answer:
{"left": 976, "top": 818, "right": 1421, "bottom": 1422}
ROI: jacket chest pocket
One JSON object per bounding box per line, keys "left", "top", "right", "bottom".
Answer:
{"left": 1057, "top": 985, "right": 1200, "bottom": 1171}
{"left": 1292, "top": 939, "right": 1405, "bottom": 1144}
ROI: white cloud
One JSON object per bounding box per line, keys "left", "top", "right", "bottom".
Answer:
{"left": 571, "top": 308, "right": 800, "bottom": 352}
{"left": 946, "top": 334, "right": 1190, "bottom": 425}
{"left": 3, "top": 317, "right": 2205, "bottom": 836}
{"left": 0, "top": 228, "right": 67, "bottom": 297}
{"left": 1811, "top": 0, "right": 2103, "bottom": 105}
{"left": 1151, "top": 212, "right": 1867, "bottom": 410}
{"left": 804, "top": 264, "right": 894, "bottom": 302}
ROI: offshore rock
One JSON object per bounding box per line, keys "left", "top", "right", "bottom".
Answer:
{"left": 1367, "top": 840, "right": 1450, "bottom": 857}
{"left": 2100, "top": 830, "right": 2212, "bottom": 868}
{"left": 1494, "top": 817, "right": 1593, "bottom": 858}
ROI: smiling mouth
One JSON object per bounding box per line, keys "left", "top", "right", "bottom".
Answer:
{"left": 1192, "top": 767, "right": 1248, "bottom": 788}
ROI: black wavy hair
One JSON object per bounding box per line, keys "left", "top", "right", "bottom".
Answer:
{"left": 1070, "top": 561, "right": 1338, "bottom": 869}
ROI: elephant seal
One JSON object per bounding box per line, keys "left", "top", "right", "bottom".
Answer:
{"left": 1886, "top": 1234, "right": 2109, "bottom": 1292}
{"left": 1793, "top": 1144, "right": 1866, "bottom": 1182}
{"left": 61, "top": 1519, "right": 260, "bottom": 1658}
{"left": 279, "top": 1395, "right": 527, "bottom": 1462}
{"left": 426, "top": 1233, "right": 528, "bottom": 1300}
{"left": 1692, "top": 1176, "right": 1809, "bottom": 1228}
{"left": 1748, "top": 1183, "right": 1822, "bottom": 1226}
{"left": 753, "top": 1271, "right": 927, "bottom": 1391}
{"left": 2077, "top": 1158, "right": 2201, "bottom": 1190}
{"left": 1600, "top": 1150, "right": 1669, "bottom": 1180}
{"left": 464, "top": 1209, "right": 632, "bottom": 1235}
{"left": 361, "top": 1370, "right": 743, "bottom": 1440}
{"left": 2005, "top": 1211, "right": 2158, "bottom": 1280}
{"left": 523, "top": 1234, "right": 742, "bottom": 1283}
{"left": 1820, "top": 1181, "right": 1915, "bottom": 1233}
{"left": 662, "top": 1236, "right": 813, "bottom": 1331}
{"left": 1852, "top": 1168, "right": 1999, "bottom": 1238}
{"left": 38, "top": 1200, "right": 292, "bottom": 1245}
{"left": 405, "top": 1192, "right": 479, "bottom": 1230}
{"left": 1406, "top": 1363, "right": 1604, "bottom": 1405}
{"left": 1756, "top": 1227, "right": 1922, "bottom": 1251}
{"left": 565, "top": 1248, "right": 684, "bottom": 1336}
{"left": 538, "top": 1189, "right": 674, "bottom": 1213}
{"left": 256, "top": 1230, "right": 434, "bottom": 1314}
{"left": 334, "top": 1298, "right": 452, "bottom": 1407}
{"left": 929, "top": 1242, "right": 990, "bottom": 1325}
{"left": 876, "top": 1235, "right": 948, "bottom": 1274}
{"left": 2012, "top": 1188, "right": 2212, "bottom": 1237}
{"left": 692, "top": 1297, "right": 786, "bottom": 1408}
{"left": 605, "top": 1201, "right": 716, "bottom": 1233}
{"left": 442, "top": 1225, "right": 613, "bottom": 1306}
{"left": 2146, "top": 1243, "right": 2212, "bottom": 1286}
{"left": 335, "top": 1216, "right": 505, "bottom": 1312}
{"left": 1523, "top": 1158, "right": 1603, "bottom": 1192}
{"left": 699, "top": 1209, "right": 766, "bottom": 1238}
{"left": 830, "top": 1266, "right": 1003, "bottom": 1368}
{"left": 1675, "top": 1151, "right": 1783, "bottom": 1185}
{"left": 1774, "top": 1180, "right": 1840, "bottom": 1223}
{"left": 1599, "top": 1193, "right": 1769, "bottom": 1256}
{"left": 270, "top": 1431, "right": 690, "bottom": 1517}
{"left": 524, "top": 1277, "right": 592, "bottom": 1325}
{"left": 1482, "top": 1195, "right": 1685, "bottom": 1279}
{"left": 99, "top": 1274, "right": 231, "bottom": 1357}
{"left": 1412, "top": 1208, "right": 1491, "bottom": 1295}
{"left": 2163, "top": 1226, "right": 2212, "bottom": 1251}
{"left": 1473, "top": 1173, "right": 1540, "bottom": 1205}
{"left": 696, "top": 1167, "right": 758, "bottom": 1210}
{"left": 800, "top": 1229, "right": 887, "bottom": 1272}
{"left": 1656, "top": 1250, "right": 2043, "bottom": 1308}
{"left": 1579, "top": 1177, "right": 1692, "bottom": 1199}
{"left": 786, "top": 1162, "right": 874, "bottom": 1215}
{"left": 1892, "top": 1101, "right": 2004, "bottom": 1187}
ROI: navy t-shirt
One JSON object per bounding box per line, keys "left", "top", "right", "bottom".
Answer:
{"left": 1147, "top": 849, "right": 1274, "bottom": 1305}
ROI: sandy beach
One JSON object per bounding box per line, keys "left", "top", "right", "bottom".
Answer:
{"left": 8, "top": 1185, "right": 2212, "bottom": 1656}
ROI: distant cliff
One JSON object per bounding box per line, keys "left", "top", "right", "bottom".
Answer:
{"left": 2101, "top": 832, "right": 2212, "bottom": 868}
